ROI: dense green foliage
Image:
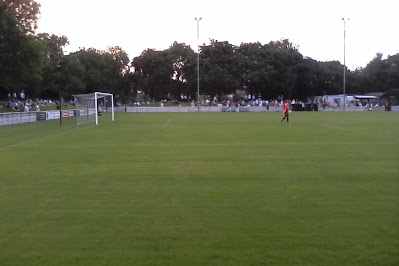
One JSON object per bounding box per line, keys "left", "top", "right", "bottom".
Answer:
{"left": 1, "top": 0, "right": 398, "bottom": 102}
{"left": 0, "top": 0, "right": 43, "bottom": 95}
{"left": 0, "top": 112, "right": 398, "bottom": 265}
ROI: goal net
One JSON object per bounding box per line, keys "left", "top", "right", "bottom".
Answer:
{"left": 73, "top": 92, "right": 114, "bottom": 125}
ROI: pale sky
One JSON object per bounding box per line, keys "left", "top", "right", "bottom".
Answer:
{"left": 36, "top": 0, "right": 398, "bottom": 70}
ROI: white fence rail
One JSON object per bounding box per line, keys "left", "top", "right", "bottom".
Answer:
{"left": 0, "top": 112, "right": 37, "bottom": 126}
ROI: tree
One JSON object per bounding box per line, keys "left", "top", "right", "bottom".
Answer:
{"left": 37, "top": 33, "right": 69, "bottom": 98}
{"left": 385, "top": 54, "right": 399, "bottom": 89}
{"left": 165, "top": 42, "right": 196, "bottom": 100}
{"left": 264, "top": 39, "right": 303, "bottom": 99}
{"left": 56, "top": 54, "right": 86, "bottom": 98}
{"left": 292, "top": 58, "right": 317, "bottom": 100}
{"left": 357, "top": 53, "right": 399, "bottom": 93}
{"left": 294, "top": 59, "right": 343, "bottom": 97}
{"left": 238, "top": 39, "right": 303, "bottom": 100}
{"left": 358, "top": 53, "right": 386, "bottom": 93}
{"left": 0, "top": 0, "right": 41, "bottom": 34}
{"left": 314, "top": 61, "right": 344, "bottom": 95}
{"left": 0, "top": 0, "right": 43, "bottom": 98}
{"left": 105, "top": 46, "right": 130, "bottom": 75}
{"left": 238, "top": 42, "right": 275, "bottom": 99}
{"left": 132, "top": 49, "right": 173, "bottom": 100}
{"left": 103, "top": 46, "right": 130, "bottom": 96}
{"left": 42, "top": 47, "right": 130, "bottom": 100}
{"left": 200, "top": 40, "right": 241, "bottom": 98}
{"left": 69, "top": 48, "right": 119, "bottom": 94}
{"left": 37, "top": 33, "right": 68, "bottom": 61}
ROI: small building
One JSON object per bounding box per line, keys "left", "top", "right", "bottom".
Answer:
{"left": 353, "top": 95, "right": 378, "bottom": 106}
{"left": 312, "top": 94, "right": 378, "bottom": 107}
{"left": 380, "top": 89, "right": 399, "bottom": 106}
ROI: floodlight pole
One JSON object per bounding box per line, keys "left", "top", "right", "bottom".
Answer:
{"left": 342, "top": 18, "right": 349, "bottom": 111}
{"left": 194, "top": 17, "right": 202, "bottom": 112}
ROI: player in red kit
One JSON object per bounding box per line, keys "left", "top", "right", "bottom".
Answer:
{"left": 280, "top": 100, "right": 290, "bottom": 123}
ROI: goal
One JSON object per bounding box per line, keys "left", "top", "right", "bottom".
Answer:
{"left": 73, "top": 92, "right": 115, "bottom": 125}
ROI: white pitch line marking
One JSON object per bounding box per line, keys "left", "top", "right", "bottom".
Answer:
{"left": 0, "top": 125, "right": 92, "bottom": 151}
{"left": 162, "top": 119, "right": 171, "bottom": 128}
{"left": 321, "top": 123, "right": 365, "bottom": 134}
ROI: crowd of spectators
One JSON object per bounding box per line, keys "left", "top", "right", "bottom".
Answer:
{"left": 4, "top": 91, "right": 308, "bottom": 111}
{"left": 128, "top": 94, "right": 290, "bottom": 109}
{"left": 6, "top": 92, "right": 56, "bottom": 112}
{"left": 197, "top": 95, "right": 286, "bottom": 109}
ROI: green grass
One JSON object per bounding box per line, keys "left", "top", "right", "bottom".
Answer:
{"left": 0, "top": 112, "right": 398, "bottom": 265}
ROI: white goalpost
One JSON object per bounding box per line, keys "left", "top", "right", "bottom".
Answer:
{"left": 73, "top": 92, "right": 115, "bottom": 125}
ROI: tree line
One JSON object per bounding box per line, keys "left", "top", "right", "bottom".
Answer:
{"left": 1, "top": 0, "right": 398, "bottom": 103}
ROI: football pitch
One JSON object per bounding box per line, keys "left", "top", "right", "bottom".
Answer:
{"left": 0, "top": 112, "right": 398, "bottom": 265}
